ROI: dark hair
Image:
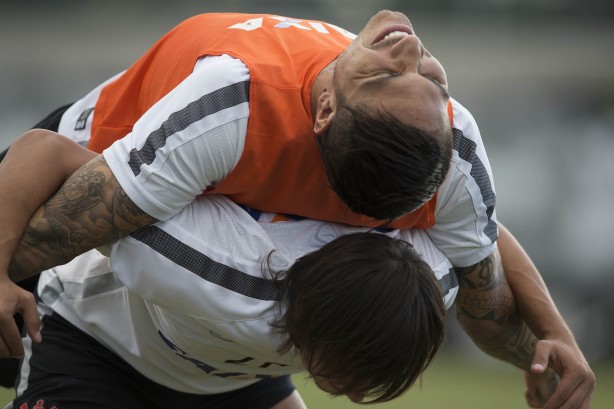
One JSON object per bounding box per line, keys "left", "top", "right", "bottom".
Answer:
{"left": 272, "top": 232, "right": 446, "bottom": 404}
{"left": 316, "top": 102, "right": 453, "bottom": 221}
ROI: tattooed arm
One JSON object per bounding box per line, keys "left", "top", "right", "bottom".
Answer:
{"left": 455, "top": 250, "right": 540, "bottom": 370}
{"left": 456, "top": 228, "right": 595, "bottom": 409}
{"left": 8, "top": 154, "right": 157, "bottom": 280}
{"left": 0, "top": 131, "right": 96, "bottom": 276}
{"left": 0, "top": 132, "right": 155, "bottom": 357}
{"left": 455, "top": 250, "right": 560, "bottom": 408}
{"left": 496, "top": 224, "right": 595, "bottom": 409}
{"left": 0, "top": 130, "right": 97, "bottom": 357}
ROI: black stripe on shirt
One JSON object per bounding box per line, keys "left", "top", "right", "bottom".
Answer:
{"left": 452, "top": 128, "right": 498, "bottom": 243}
{"left": 131, "top": 225, "right": 457, "bottom": 304}
{"left": 439, "top": 268, "right": 458, "bottom": 296}
{"left": 130, "top": 225, "right": 280, "bottom": 301}
{"left": 128, "top": 80, "right": 250, "bottom": 176}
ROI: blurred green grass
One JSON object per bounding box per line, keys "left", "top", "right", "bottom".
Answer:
{"left": 293, "top": 349, "right": 613, "bottom": 409}
{"left": 2, "top": 349, "right": 611, "bottom": 408}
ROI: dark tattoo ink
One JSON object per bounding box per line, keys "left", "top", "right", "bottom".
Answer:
{"left": 9, "top": 155, "right": 157, "bottom": 281}
{"left": 455, "top": 253, "right": 538, "bottom": 370}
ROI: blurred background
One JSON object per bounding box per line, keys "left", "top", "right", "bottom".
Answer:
{"left": 1, "top": 0, "right": 612, "bottom": 407}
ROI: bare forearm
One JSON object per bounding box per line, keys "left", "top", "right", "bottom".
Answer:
{"left": 497, "top": 222, "right": 575, "bottom": 344}
{"left": 0, "top": 130, "right": 96, "bottom": 276}
{"left": 8, "top": 155, "right": 157, "bottom": 281}
{"left": 0, "top": 143, "right": 155, "bottom": 358}
{"left": 458, "top": 235, "right": 595, "bottom": 408}
{"left": 455, "top": 252, "right": 538, "bottom": 371}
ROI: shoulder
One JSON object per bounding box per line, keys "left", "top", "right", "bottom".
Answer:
{"left": 450, "top": 98, "right": 478, "bottom": 132}
{"left": 448, "top": 97, "right": 490, "bottom": 167}
{"left": 193, "top": 54, "right": 250, "bottom": 80}
{"left": 189, "top": 54, "right": 251, "bottom": 97}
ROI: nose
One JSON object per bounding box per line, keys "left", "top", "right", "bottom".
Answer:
{"left": 390, "top": 34, "right": 424, "bottom": 72}
{"left": 390, "top": 35, "right": 444, "bottom": 85}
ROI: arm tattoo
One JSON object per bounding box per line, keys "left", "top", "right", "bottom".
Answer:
{"left": 8, "top": 155, "right": 157, "bottom": 281}
{"left": 455, "top": 253, "right": 537, "bottom": 370}
{"left": 456, "top": 254, "right": 498, "bottom": 291}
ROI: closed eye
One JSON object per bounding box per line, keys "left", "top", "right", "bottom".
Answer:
{"left": 373, "top": 69, "right": 401, "bottom": 78}
{"left": 425, "top": 76, "right": 450, "bottom": 99}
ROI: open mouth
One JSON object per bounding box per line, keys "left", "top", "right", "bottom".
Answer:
{"left": 371, "top": 24, "right": 413, "bottom": 47}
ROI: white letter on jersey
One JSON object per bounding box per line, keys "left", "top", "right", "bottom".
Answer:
{"left": 269, "top": 16, "right": 311, "bottom": 30}
{"left": 326, "top": 23, "right": 357, "bottom": 39}
{"left": 308, "top": 22, "right": 329, "bottom": 34}
{"left": 228, "top": 17, "right": 264, "bottom": 31}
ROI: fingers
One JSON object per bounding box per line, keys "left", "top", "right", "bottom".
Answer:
{"left": 0, "top": 284, "right": 40, "bottom": 358}
{"left": 0, "top": 313, "right": 25, "bottom": 357}
{"left": 544, "top": 387, "right": 594, "bottom": 409}
{"left": 533, "top": 339, "right": 596, "bottom": 409}
{"left": 541, "top": 368, "right": 581, "bottom": 409}
{"left": 579, "top": 390, "right": 594, "bottom": 409}
{"left": 525, "top": 368, "right": 559, "bottom": 408}
{"left": 531, "top": 340, "right": 551, "bottom": 374}
{"left": 21, "top": 291, "right": 42, "bottom": 344}
{"left": 543, "top": 372, "right": 595, "bottom": 409}
{"left": 525, "top": 387, "right": 543, "bottom": 409}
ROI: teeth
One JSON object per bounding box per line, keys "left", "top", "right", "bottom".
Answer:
{"left": 383, "top": 31, "right": 409, "bottom": 40}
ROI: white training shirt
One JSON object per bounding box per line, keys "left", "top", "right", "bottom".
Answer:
{"left": 59, "top": 54, "right": 497, "bottom": 268}
{"left": 36, "top": 194, "right": 457, "bottom": 395}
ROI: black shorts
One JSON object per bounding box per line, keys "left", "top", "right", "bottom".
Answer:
{"left": 9, "top": 312, "right": 295, "bottom": 409}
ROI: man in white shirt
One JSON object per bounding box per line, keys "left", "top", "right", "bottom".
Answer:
{"left": 8, "top": 193, "right": 455, "bottom": 408}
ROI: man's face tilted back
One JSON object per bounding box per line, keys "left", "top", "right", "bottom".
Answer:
{"left": 310, "top": 10, "right": 454, "bottom": 220}
{"left": 333, "top": 10, "right": 450, "bottom": 137}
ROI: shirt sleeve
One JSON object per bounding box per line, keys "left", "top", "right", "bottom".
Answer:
{"left": 103, "top": 55, "right": 250, "bottom": 221}
{"left": 398, "top": 228, "right": 458, "bottom": 310}
{"left": 426, "top": 98, "right": 498, "bottom": 267}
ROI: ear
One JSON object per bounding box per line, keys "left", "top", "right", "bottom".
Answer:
{"left": 313, "top": 91, "right": 336, "bottom": 135}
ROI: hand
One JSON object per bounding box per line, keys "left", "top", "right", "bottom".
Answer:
{"left": 0, "top": 277, "right": 41, "bottom": 357}
{"left": 528, "top": 339, "right": 595, "bottom": 409}
{"left": 525, "top": 368, "right": 559, "bottom": 407}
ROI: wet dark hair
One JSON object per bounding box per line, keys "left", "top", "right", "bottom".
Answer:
{"left": 316, "top": 102, "right": 453, "bottom": 221}
{"left": 272, "top": 232, "right": 446, "bottom": 404}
